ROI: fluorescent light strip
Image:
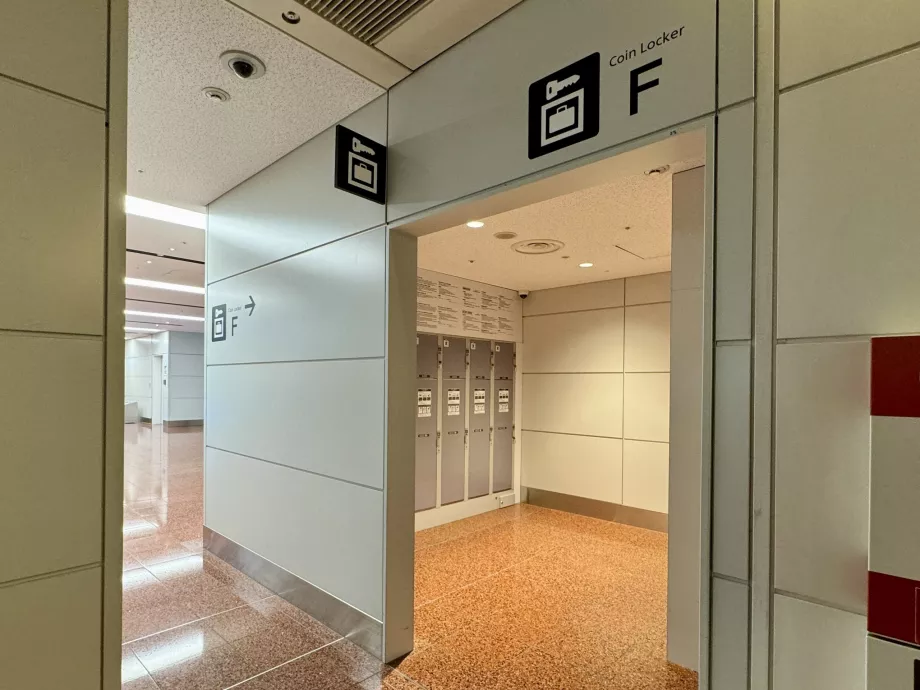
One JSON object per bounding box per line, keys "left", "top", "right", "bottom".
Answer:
{"left": 125, "top": 326, "right": 160, "bottom": 333}
{"left": 125, "top": 309, "right": 205, "bottom": 322}
{"left": 125, "top": 196, "right": 207, "bottom": 229}
{"left": 125, "top": 277, "right": 205, "bottom": 295}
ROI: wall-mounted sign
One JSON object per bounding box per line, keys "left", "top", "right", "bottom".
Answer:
{"left": 417, "top": 388, "right": 432, "bottom": 418}
{"left": 528, "top": 53, "right": 601, "bottom": 159}
{"left": 334, "top": 125, "right": 387, "bottom": 204}
{"left": 210, "top": 296, "right": 256, "bottom": 343}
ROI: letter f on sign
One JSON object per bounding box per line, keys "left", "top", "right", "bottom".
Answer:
{"left": 630, "top": 58, "right": 662, "bottom": 116}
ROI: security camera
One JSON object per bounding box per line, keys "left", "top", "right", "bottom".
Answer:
{"left": 221, "top": 51, "right": 267, "bottom": 81}
{"left": 230, "top": 58, "right": 255, "bottom": 79}
{"left": 519, "top": 290, "right": 530, "bottom": 299}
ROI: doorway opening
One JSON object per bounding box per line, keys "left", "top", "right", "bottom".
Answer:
{"left": 394, "top": 126, "right": 710, "bottom": 688}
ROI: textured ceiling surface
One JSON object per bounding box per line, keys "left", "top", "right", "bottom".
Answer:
{"left": 127, "top": 0, "right": 383, "bottom": 206}
{"left": 418, "top": 159, "right": 705, "bottom": 291}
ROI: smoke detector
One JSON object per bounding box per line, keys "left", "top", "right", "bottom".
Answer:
{"left": 512, "top": 239, "right": 565, "bottom": 255}
{"left": 202, "top": 87, "right": 230, "bottom": 103}
{"left": 493, "top": 231, "right": 517, "bottom": 241}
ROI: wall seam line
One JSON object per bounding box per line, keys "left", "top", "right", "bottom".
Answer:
{"left": 207, "top": 355, "right": 385, "bottom": 368}
{"left": 773, "top": 589, "right": 866, "bottom": 618}
{"left": 0, "top": 562, "right": 101, "bottom": 591}
{"left": 0, "top": 71, "right": 105, "bottom": 111}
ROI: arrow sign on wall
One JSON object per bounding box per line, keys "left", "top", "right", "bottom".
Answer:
{"left": 245, "top": 296, "right": 256, "bottom": 316}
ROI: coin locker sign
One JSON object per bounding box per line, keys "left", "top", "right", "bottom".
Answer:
{"left": 334, "top": 125, "right": 387, "bottom": 204}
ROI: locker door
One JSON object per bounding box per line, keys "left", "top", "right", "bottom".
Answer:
{"left": 468, "top": 339, "right": 491, "bottom": 499}
{"left": 440, "top": 336, "right": 466, "bottom": 505}
{"left": 493, "top": 341, "right": 514, "bottom": 492}
{"left": 415, "top": 334, "right": 439, "bottom": 511}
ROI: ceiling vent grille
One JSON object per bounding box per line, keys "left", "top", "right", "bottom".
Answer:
{"left": 297, "top": 0, "right": 435, "bottom": 45}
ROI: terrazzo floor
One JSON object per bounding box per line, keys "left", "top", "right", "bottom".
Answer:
{"left": 122, "top": 425, "right": 696, "bottom": 689}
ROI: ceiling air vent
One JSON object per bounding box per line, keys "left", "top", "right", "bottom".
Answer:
{"left": 297, "top": 0, "right": 435, "bottom": 45}
{"left": 512, "top": 239, "right": 565, "bottom": 255}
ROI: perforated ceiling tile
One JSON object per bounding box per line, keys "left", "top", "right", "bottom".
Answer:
{"left": 418, "top": 158, "right": 704, "bottom": 291}
{"left": 128, "top": 0, "right": 383, "bottom": 207}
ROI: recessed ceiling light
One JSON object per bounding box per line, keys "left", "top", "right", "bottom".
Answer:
{"left": 125, "top": 196, "right": 206, "bottom": 229}
{"left": 125, "top": 326, "right": 160, "bottom": 333}
{"left": 169, "top": 247, "right": 176, "bottom": 252}
{"left": 124, "top": 277, "right": 205, "bottom": 295}
{"left": 579, "top": 262, "right": 594, "bottom": 268}
{"left": 146, "top": 260, "right": 152, "bottom": 264}
{"left": 467, "top": 221, "right": 485, "bottom": 228}
{"left": 124, "top": 310, "right": 205, "bottom": 322}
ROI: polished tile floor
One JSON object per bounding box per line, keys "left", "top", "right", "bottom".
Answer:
{"left": 123, "top": 425, "right": 696, "bottom": 689}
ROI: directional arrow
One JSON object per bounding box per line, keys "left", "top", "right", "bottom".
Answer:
{"left": 245, "top": 296, "right": 256, "bottom": 316}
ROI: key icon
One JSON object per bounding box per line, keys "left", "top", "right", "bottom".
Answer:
{"left": 352, "top": 137, "right": 375, "bottom": 156}
{"left": 546, "top": 74, "right": 580, "bottom": 100}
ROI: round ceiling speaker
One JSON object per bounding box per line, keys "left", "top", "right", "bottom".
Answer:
{"left": 512, "top": 239, "right": 565, "bottom": 255}
{"left": 493, "top": 231, "right": 518, "bottom": 240}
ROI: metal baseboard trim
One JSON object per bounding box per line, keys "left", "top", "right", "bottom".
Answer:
{"left": 203, "top": 526, "right": 383, "bottom": 658}
{"left": 525, "top": 487, "right": 668, "bottom": 533}
{"left": 163, "top": 419, "right": 204, "bottom": 430}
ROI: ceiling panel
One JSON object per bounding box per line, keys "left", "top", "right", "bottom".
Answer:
{"left": 127, "top": 214, "right": 206, "bottom": 263}
{"left": 127, "top": 0, "right": 384, "bottom": 207}
{"left": 418, "top": 159, "right": 704, "bottom": 291}
{"left": 125, "top": 284, "right": 205, "bottom": 310}
{"left": 127, "top": 252, "right": 205, "bottom": 287}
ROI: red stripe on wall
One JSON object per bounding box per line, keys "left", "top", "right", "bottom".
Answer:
{"left": 871, "top": 336, "right": 920, "bottom": 418}
{"left": 869, "top": 570, "right": 920, "bottom": 645}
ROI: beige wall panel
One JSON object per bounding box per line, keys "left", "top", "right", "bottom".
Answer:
{"left": 522, "top": 431, "right": 622, "bottom": 504}
{"left": 622, "top": 440, "right": 669, "bottom": 513}
{"left": 522, "top": 309, "right": 623, "bottom": 374}
{"left": 0, "top": 334, "right": 103, "bottom": 583}
{"left": 710, "top": 578, "right": 750, "bottom": 690}
{"left": 523, "top": 279, "right": 624, "bottom": 317}
{"left": 718, "top": 0, "right": 755, "bottom": 107}
{"left": 522, "top": 373, "right": 622, "bottom": 438}
{"left": 0, "top": 567, "right": 102, "bottom": 690}
{"left": 624, "top": 272, "right": 671, "bottom": 306}
{"left": 0, "top": 80, "right": 105, "bottom": 335}
{"left": 624, "top": 373, "right": 670, "bottom": 442}
{"left": 777, "top": 48, "right": 920, "bottom": 339}
{"left": 773, "top": 595, "right": 866, "bottom": 690}
{"left": 715, "top": 102, "right": 754, "bottom": 341}
{"left": 774, "top": 341, "right": 870, "bottom": 614}
{"left": 779, "top": 0, "right": 920, "bottom": 88}
{"left": 0, "top": 0, "right": 107, "bottom": 107}
{"left": 671, "top": 167, "right": 706, "bottom": 292}
{"left": 624, "top": 303, "right": 671, "bottom": 373}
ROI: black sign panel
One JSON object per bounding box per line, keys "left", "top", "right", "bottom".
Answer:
{"left": 528, "top": 53, "right": 600, "bottom": 160}
{"left": 211, "top": 304, "right": 227, "bottom": 342}
{"left": 334, "top": 125, "right": 387, "bottom": 204}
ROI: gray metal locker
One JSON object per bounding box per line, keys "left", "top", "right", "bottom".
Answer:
{"left": 493, "top": 341, "right": 514, "bottom": 493}
{"left": 440, "top": 336, "right": 466, "bottom": 505}
{"left": 415, "top": 334, "right": 439, "bottom": 511}
{"left": 468, "top": 339, "right": 492, "bottom": 499}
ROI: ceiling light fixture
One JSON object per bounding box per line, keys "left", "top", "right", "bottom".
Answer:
{"left": 169, "top": 247, "right": 176, "bottom": 252}
{"left": 125, "top": 326, "right": 160, "bottom": 333}
{"left": 125, "top": 277, "right": 205, "bottom": 295}
{"left": 282, "top": 10, "right": 301, "bottom": 24}
{"left": 579, "top": 262, "right": 594, "bottom": 268}
{"left": 146, "top": 260, "right": 152, "bottom": 264}
{"left": 125, "top": 196, "right": 206, "bottom": 229}
{"left": 125, "top": 310, "right": 205, "bottom": 322}
{"left": 466, "top": 221, "right": 485, "bottom": 228}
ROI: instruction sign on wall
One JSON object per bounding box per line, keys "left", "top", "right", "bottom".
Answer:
{"left": 417, "top": 268, "right": 522, "bottom": 342}
{"left": 447, "top": 389, "right": 461, "bottom": 416}
{"left": 473, "top": 389, "right": 487, "bottom": 415}
{"left": 498, "top": 389, "right": 510, "bottom": 413}
{"left": 417, "top": 389, "right": 432, "bottom": 418}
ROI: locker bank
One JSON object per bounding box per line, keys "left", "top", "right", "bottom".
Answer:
{"left": 4, "top": 0, "right": 920, "bottom": 688}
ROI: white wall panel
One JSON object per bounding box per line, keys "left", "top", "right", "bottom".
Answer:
{"left": 522, "top": 373, "right": 622, "bottom": 439}
{"left": 710, "top": 578, "right": 749, "bottom": 690}
{"left": 522, "top": 309, "right": 623, "bottom": 373}
{"left": 207, "top": 97, "right": 387, "bottom": 282}
{"left": 522, "top": 279, "right": 623, "bottom": 317}
{"left": 0, "top": 567, "right": 101, "bottom": 690}
{"left": 624, "top": 303, "right": 671, "bottom": 372}
{"left": 777, "top": 49, "right": 920, "bottom": 339}
{"left": 208, "top": 227, "right": 386, "bottom": 366}
{"left": 167, "top": 398, "right": 203, "bottom": 421}
{"left": 124, "top": 377, "right": 150, "bottom": 398}
{"left": 868, "top": 636, "right": 920, "bottom": 689}
{"left": 774, "top": 341, "right": 870, "bottom": 613}
{"left": 169, "top": 331, "right": 205, "bottom": 355}
{"left": 671, "top": 167, "right": 706, "bottom": 292}
{"left": 125, "top": 357, "right": 151, "bottom": 378}
{"left": 167, "top": 375, "right": 203, "bottom": 400}
{"left": 715, "top": 102, "right": 754, "bottom": 341}
{"left": 168, "top": 353, "right": 203, "bottom": 377}
{"left": 0, "top": 0, "right": 107, "bottom": 107}
{"left": 0, "top": 334, "right": 102, "bottom": 583}
{"left": 624, "top": 272, "right": 670, "bottom": 306}
{"left": 717, "top": 0, "right": 754, "bottom": 107}
{"left": 624, "top": 373, "right": 670, "bottom": 442}
{"left": 0, "top": 80, "right": 105, "bottom": 335}
{"left": 387, "top": 0, "right": 716, "bottom": 220}
{"left": 208, "top": 359, "right": 385, "bottom": 489}
{"left": 522, "top": 431, "right": 622, "bottom": 503}
{"left": 773, "top": 595, "right": 866, "bottom": 690}
{"left": 779, "top": 0, "right": 920, "bottom": 88}
{"left": 622, "top": 440, "right": 669, "bottom": 513}
{"left": 712, "top": 344, "right": 751, "bottom": 580}
{"left": 205, "top": 448, "right": 384, "bottom": 620}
